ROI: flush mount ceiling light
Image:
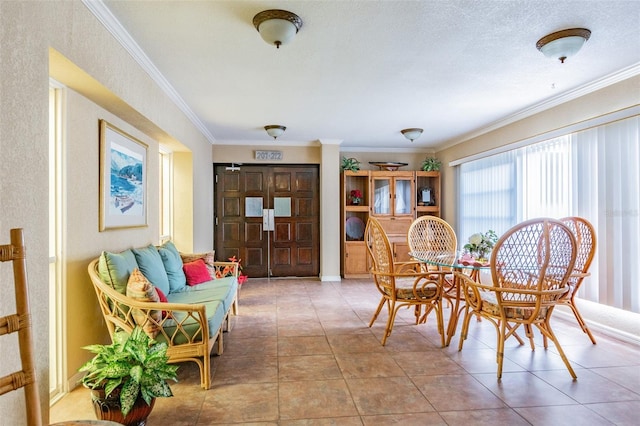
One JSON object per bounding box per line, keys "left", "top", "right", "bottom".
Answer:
{"left": 264, "top": 125, "right": 286, "bottom": 139}
{"left": 401, "top": 128, "right": 423, "bottom": 142}
{"left": 253, "top": 9, "right": 303, "bottom": 49}
{"left": 536, "top": 28, "right": 591, "bottom": 63}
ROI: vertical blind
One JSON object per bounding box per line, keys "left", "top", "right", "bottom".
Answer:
{"left": 457, "top": 115, "right": 640, "bottom": 313}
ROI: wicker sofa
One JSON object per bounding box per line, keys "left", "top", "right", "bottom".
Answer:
{"left": 87, "top": 241, "right": 239, "bottom": 389}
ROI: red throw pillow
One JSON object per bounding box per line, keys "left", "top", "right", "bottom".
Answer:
{"left": 155, "top": 287, "right": 168, "bottom": 318}
{"left": 155, "top": 286, "right": 168, "bottom": 302}
{"left": 183, "top": 258, "right": 211, "bottom": 286}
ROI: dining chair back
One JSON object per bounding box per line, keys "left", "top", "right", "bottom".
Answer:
{"left": 365, "top": 217, "right": 445, "bottom": 346}
{"left": 0, "top": 228, "right": 42, "bottom": 425}
{"left": 407, "top": 215, "right": 457, "bottom": 257}
{"left": 456, "top": 218, "right": 578, "bottom": 379}
{"left": 559, "top": 216, "right": 597, "bottom": 343}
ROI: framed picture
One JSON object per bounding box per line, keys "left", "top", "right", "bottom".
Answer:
{"left": 99, "top": 119, "right": 148, "bottom": 231}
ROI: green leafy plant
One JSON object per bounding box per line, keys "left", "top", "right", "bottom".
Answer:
{"left": 421, "top": 157, "right": 441, "bottom": 171}
{"left": 341, "top": 156, "right": 361, "bottom": 172}
{"left": 80, "top": 326, "right": 178, "bottom": 417}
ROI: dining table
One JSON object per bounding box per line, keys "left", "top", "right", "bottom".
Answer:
{"left": 409, "top": 250, "right": 490, "bottom": 346}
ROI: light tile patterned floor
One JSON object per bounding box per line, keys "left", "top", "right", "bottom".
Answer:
{"left": 51, "top": 278, "right": 640, "bottom": 425}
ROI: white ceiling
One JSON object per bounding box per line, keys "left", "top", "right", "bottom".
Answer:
{"left": 95, "top": 0, "right": 640, "bottom": 152}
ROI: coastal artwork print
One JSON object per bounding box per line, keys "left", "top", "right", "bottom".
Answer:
{"left": 99, "top": 120, "right": 148, "bottom": 231}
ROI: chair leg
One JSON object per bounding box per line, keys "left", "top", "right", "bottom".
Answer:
{"left": 434, "top": 299, "right": 445, "bottom": 348}
{"left": 369, "top": 297, "right": 386, "bottom": 327}
{"left": 523, "top": 324, "right": 536, "bottom": 350}
{"left": 568, "top": 300, "right": 597, "bottom": 344}
{"left": 496, "top": 321, "right": 507, "bottom": 379}
{"left": 458, "top": 304, "right": 478, "bottom": 351}
{"left": 537, "top": 322, "right": 577, "bottom": 379}
{"left": 381, "top": 301, "right": 399, "bottom": 346}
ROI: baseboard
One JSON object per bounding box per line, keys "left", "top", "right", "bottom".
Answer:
{"left": 320, "top": 275, "right": 342, "bottom": 282}
{"left": 553, "top": 308, "right": 640, "bottom": 346}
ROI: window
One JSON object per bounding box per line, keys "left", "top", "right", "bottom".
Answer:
{"left": 49, "top": 82, "right": 65, "bottom": 402}
{"left": 159, "top": 149, "right": 173, "bottom": 243}
{"left": 457, "top": 115, "right": 640, "bottom": 313}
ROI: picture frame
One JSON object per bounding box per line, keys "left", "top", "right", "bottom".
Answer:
{"left": 99, "top": 119, "right": 148, "bottom": 231}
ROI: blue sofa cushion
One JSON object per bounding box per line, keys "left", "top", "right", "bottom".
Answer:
{"left": 98, "top": 249, "right": 139, "bottom": 295}
{"left": 132, "top": 244, "right": 170, "bottom": 296}
{"left": 157, "top": 241, "right": 187, "bottom": 293}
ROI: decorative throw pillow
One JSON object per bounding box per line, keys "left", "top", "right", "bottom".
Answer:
{"left": 180, "top": 251, "right": 216, "bottom": 279}
{"left": 155, "top": 287, "right": 168, "bottom": 318}
{"left": 157, "top": 241, "right": 187, "bottom": 293}
{"left": 131, "top": 244, "right": 171, "bottom": 296}
{"left": 126, "top": 268, "right": 162, "bottom": 338}
{"left": 183, "top": 258, "right": 212, "bottom": 286}
{"left": 98, "top": 249, "right": 139, "bottom": 295}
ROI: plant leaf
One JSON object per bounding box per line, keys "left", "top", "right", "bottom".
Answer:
{"left": 120, "top": 379, "right": 140, "bottom": 418}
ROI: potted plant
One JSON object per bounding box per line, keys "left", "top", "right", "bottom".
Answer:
{"left": 421, "top": 157, "right": 441, "bottom": 172}
{"left": 341, "top": 156, "right": 361, "bottom": 172}
{"left": 349, "top": 189, "right": 363, "bottom": 205}
{"left": 79, "top": 326, "right": 179, "bottom": 426}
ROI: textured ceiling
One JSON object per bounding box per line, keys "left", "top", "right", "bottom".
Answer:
{"left": 97, "top": 0, "right": 640, "bottom": 151}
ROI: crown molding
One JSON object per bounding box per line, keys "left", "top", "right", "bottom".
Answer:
{"left": 437, "top": 62, "right": 640, "bottom": 152}
{"left": 82, "top": 0, "right": 216, "bottom": 144}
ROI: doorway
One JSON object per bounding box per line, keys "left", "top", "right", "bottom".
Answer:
{"left": 214, "top": 164, "right": 320, "bottom": 278}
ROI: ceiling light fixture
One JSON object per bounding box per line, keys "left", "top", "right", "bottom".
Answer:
{"left": 253, "top": 9, "right": 303, "bottom": 49}
{"left": 264, "top": 125, "right": 286, "bottom": 140}
{"left": 401, "top": 128, "right": 423, "bottom": 142}
{"left": 536, "top": 28, "right": 591, "bottom": 63}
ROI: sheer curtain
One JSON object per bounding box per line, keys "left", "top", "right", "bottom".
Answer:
{"left": 457, "top": 115, "right": 639, "bottom": 313}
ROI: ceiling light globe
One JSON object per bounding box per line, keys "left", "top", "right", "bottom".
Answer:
{"left": 536, "top": 28, "right": 591, "bottom": 63}
{"left": 265, "top": 125, "right": 286, "bottom": 139}
{"left": 401, "top": 128, "right": 423, "bottom": 142}
{"left": 253, "top": 10, "right": 303, "bottom": 49}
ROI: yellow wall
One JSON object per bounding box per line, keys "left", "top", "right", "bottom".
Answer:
{"left": 0, "top": 2, "right": 212, "bottom": 423}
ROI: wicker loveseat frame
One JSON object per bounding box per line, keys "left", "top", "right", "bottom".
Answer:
{"left": 87, "top": 256, "right": 239, "bottom": 390}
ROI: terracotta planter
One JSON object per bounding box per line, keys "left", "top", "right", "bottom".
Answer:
{"left": 90, "top": 388, "right": 155, "bottom": 426}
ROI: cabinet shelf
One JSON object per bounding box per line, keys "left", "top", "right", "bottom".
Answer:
{"left": 346, "top": 205, "right": 369, "bottom": 212}
{"left": 341, "top": 169, "right": 441, "bottom": 278}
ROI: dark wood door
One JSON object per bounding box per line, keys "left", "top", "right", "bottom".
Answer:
{"left": 214, "top": 164, "right": 320, "bottom": 278}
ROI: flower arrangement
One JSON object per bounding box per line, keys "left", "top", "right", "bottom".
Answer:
{"left": 463, "top": 230, "right": 498, "bottom": 261}
{"left": 213, "top": 255, "right": 247, "bottom": 284}
{"left": 349, "top": 189, "right": 362, "bottom": 205}
{"left": 228, "top": 255, "right": 247, "bottom": 285}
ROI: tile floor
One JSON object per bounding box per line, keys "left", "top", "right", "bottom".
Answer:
{"left": 51, "top": 278, "right": 640, "bottom": 425}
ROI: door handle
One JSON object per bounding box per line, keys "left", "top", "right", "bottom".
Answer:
{"left": 263, "top": 209, "right": 275, "bottom": 231}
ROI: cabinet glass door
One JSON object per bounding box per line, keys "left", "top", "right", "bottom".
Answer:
{"left": 395, "top": 178, "right": 412, "bottom": 215}
{"left": 373, "top": 177, "right": 391, "bottom": 215}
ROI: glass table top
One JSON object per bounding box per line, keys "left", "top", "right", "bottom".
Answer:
{"left": 409, "top": 250, "right": 490, "bottom": 270}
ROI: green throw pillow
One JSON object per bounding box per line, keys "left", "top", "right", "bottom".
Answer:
{"left": 98, "top": 249, "right": 139, "bottom": 295}
{"left": 157, "top": 241, "right": 187, "bottom": 293}
{"left": 131, "top": 244, "right": 171, "bottom": 296}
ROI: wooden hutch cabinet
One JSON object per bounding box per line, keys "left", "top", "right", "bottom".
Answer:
{"left": 340, "top": 169, "right": 441, "bottom": 278}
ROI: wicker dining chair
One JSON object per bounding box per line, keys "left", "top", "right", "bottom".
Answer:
{"left": 0, "top": 228, "right": 42, "bottom": 425}
{"left": 407, "top": 215, "right": 458, "bottom": 257}
{"left": 456, "top": 218, "right": 578, "bottom": 379}
{"left": 558, "top": 216, "right": 597, "bottom": 344}
{"left": 365, "top": 217, "right": 445, "bottom": 346}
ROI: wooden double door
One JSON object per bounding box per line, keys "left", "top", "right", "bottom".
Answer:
{"left": 214, "top": 164, "right": 320, "bottom": 278}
